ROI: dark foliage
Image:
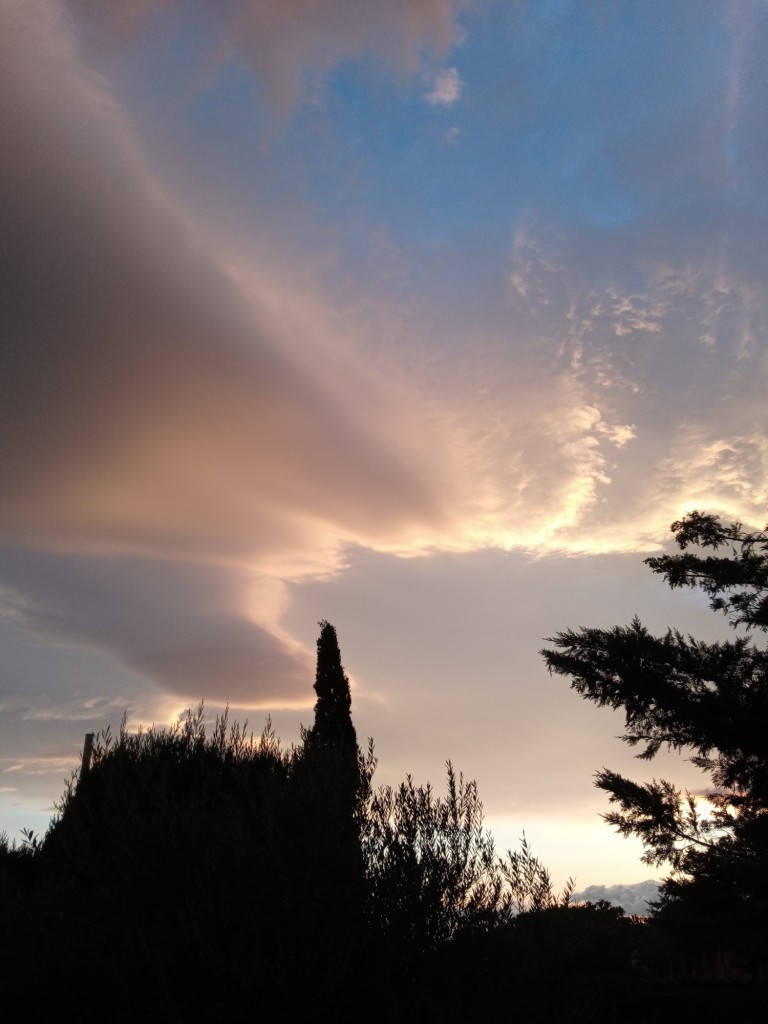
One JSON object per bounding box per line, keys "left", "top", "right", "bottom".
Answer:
{"left": 0, "top": 621, "right": 681, "bottom": 1021}
{"left": 645, "top": 511, "right": 768, "bottom": 631}
{"left": 363, "top": 763, "right": 503, "bottom": 958}
{"left": 542, "top": 511, "right": 768, "bottom": 974}
{"left": 309, "top": 619, "right": 358, "bottom": 753}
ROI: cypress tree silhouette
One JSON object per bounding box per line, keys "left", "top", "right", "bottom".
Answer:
{"left": 310, "top": 620, "right": 358, "bottom": 753}
{"left": 297, "top": 620, "right": 366, "bottom": 998}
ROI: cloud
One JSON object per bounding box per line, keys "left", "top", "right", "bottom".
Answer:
{"left": 425, "top": 67, "right": 463, "bottom": 107}
{"left": 0, "top": 755, "right": 79, "bottom": 778}
{"left": 653, "top": 431, "right": 768, "bottom": 521}
{"left": 67, "top": 0, "right": 464, "bottom": 110}
{"left": 0, "top": 691, "right": 131, "bottom": 724}
{"left": 7, "top": 5, "right": 685, "bottom": 581}
{"left": 2, "top": 1, "right": 522, "bottom": 706}
{"left": 3, "top": 0, "right": 768, "bottom": 713}
{"left": 0, "top": 547, "right": 314, "bottom": 706}
{"left": 1, "top": 2, "right": 474, "bottom": 569}
{"left": 0, "top": 1, "right": 474, "bottom": 700}
{"left": 502, "top": 211, "right": 768, "bottom": 548}
{"left": 573, "top": 880, "right": 659, "bottom": 917}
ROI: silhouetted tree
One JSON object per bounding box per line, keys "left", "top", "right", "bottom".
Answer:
{"left": 1, "top": 619, "right": 667, "bottom": 1021}
{"left": 362, "top": 763, "right": 503, "bottom": 959}
{"left": 310, "top": 619, "right": 358, "bottom": 753}
{"left": 542, "top": 511, "right": 768, "bottom": 972}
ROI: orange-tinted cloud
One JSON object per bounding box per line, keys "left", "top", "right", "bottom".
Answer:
{"left": 0, "top": 1, "right": 477, "bottom": 703}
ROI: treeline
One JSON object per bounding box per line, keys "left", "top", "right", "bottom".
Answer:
{"left": 0, "top": 624, "right": 634, "bottom": 1021}
{"left": 1, "top": 610, "right": 765, "bottom": 1021}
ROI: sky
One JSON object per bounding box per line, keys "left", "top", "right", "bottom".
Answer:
{"left": 2, "top": 0, "right": 767, "bottom": 889}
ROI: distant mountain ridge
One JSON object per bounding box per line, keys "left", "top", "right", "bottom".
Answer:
{"left": 573, "top": 880, "right": 659, "bottom": 917}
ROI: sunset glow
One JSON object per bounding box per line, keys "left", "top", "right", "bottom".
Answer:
{"left": 2, "top": 0, "right": 767, "bottom": 888}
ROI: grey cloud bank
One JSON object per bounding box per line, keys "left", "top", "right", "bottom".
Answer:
{"left": 574, "top": 881, "right": 660, "bottom": 919}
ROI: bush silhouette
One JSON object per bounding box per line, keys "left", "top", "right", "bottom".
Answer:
{"left": 5, "top": 709, "right": 342, "bottom": 1017}
{"left": 0, "top": 622, "right": 662, "bottom": 1022}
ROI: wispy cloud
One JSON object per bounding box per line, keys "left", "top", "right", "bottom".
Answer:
{"left": 67, "top": 0, "right": 461, "bottom": 110}
{"left": 425, "top": 67, "right": 463, "bottom": 107}
{"left": 0, "top": 755, "right": 79, "bottom": 778}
